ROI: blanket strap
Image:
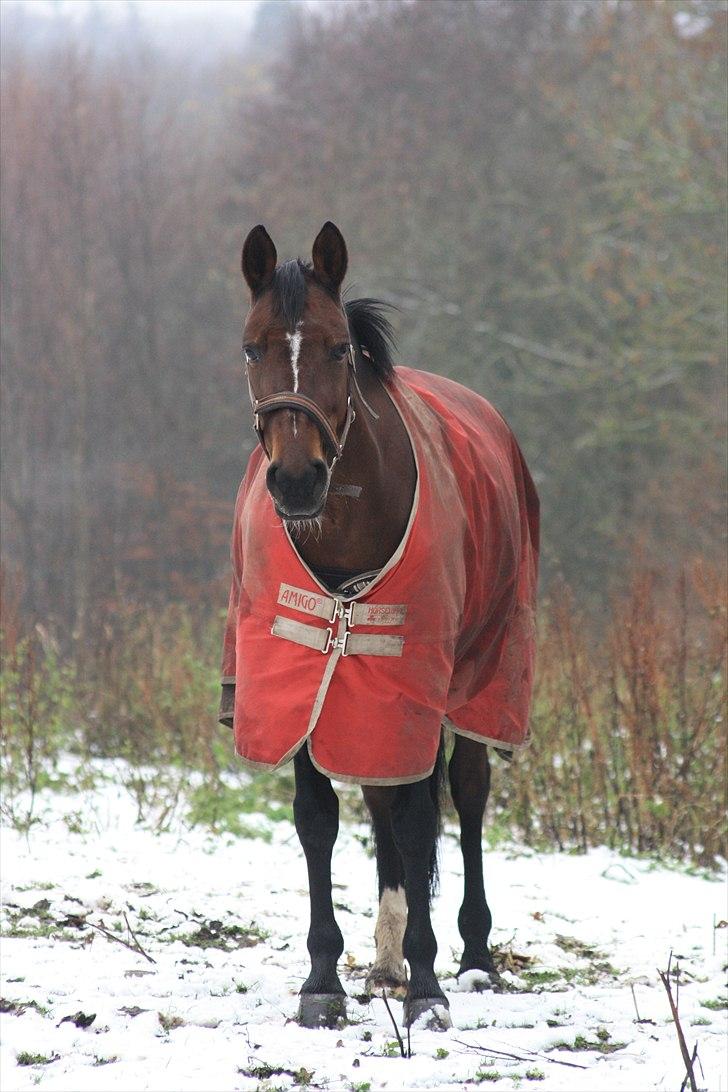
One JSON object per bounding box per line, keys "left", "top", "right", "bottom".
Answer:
{"left": 271, "top": 615, "right": 404, "bottom": 657}
{"left": 277, "top": 583, "right": 407, "bottom": 626}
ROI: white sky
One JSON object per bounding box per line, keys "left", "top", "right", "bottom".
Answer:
{"left": 6, "top": 0, "right": 261, "bottom": 26}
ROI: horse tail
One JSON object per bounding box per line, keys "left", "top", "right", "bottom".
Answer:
{"left": 428, "top": 732, "right": 447, "bottom": 897}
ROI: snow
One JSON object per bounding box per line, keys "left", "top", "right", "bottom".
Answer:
{"left": 1, "top": 765, "right": 726, "bottom": 1092}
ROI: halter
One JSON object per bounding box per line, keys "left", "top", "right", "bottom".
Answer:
{"left": 247, "top": 342, "right": 378, "bottom": 474}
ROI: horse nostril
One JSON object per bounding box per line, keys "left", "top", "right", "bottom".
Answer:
{"left": 266, "top": 462, "right": 280, "bottom": 492}
{"left": 311, "top": 458, "right": 328, "bottom": 488}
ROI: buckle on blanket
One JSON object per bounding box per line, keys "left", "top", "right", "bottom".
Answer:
{"left": 321, "top": 629, "right": 350, "bottom": 655}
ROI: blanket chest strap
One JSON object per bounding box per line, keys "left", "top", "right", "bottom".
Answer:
{"left": 271, "top": 615, "right": 404, "bottom": 657}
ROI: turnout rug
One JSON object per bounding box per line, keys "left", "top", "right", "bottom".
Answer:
{"left": 221, "top": 367, "right": 539, "bottom": 784}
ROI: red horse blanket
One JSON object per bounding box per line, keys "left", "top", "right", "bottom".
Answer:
{"left": 221, "top": 366, "right": 539, "bottom": 784}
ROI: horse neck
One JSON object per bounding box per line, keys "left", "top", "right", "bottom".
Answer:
{"left": 312, "top": 360, "right": 415, "bottom": 571}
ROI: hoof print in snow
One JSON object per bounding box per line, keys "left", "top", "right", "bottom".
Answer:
{"left": 297, "top": 993, "right": 347, "bottom": 1029}
{"left": 404, "top": 997, "right": 452, "bottom": 1030}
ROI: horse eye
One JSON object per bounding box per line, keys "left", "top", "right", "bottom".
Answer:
{"left": 331, "top": 343, "right": 350, "bottom": 362}
{"left": 243, "top": 344, "right": 261, "bottom": 364}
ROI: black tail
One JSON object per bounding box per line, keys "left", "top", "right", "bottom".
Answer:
{"left": 428, "top": 733, "right": 447, "bottom": 897}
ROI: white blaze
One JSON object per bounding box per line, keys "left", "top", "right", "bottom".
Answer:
{"left": 286, "top": 322, "right": 303, "bottom": 393}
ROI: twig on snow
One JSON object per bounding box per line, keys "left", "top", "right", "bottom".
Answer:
{"left": 658, "top": 953, "right": 698, "bottom": 1092}
{"left": 452, "top": 1038, "right": 588, "bottom": 1071}
{"left": 679, "top": 1043, "right": 700, "bottom": 1092}
{"left": 630, "top": 982, "right": 656, "bottom": 1025}
{"left": 381, "top": 990, "right": 408, "bottom": 1058}
{"left": 85, "top": 917, "right": 156, "bottom": 965}
{"left": 122, "top": 911, "right": 155, "bottom": 963}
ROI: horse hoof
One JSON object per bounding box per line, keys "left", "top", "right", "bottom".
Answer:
{"left": 297, "top": 992, "right": 347, "bottom": 1029}
{"left": 403, "top": 996, "right": 452, "bottom": 1030}
{"left": 366, "top": 961, "right": 408, "bottom": 993}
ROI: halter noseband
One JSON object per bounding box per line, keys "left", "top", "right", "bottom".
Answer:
{"left": 247, "top": 344, "right": 377, "bottom": 472}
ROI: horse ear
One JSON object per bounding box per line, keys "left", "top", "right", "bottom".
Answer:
{"left": 242, "top": 225, "right": 277, "bottom": 297}
{"left": 312, "top": 221, "right": 348, "bottom": 294}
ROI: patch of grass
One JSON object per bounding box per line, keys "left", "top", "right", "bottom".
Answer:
{"left": 350, "top": 1083, "right": 371, "bottom": 1092}
{"left": 556, "top": 962, "right": 619, "bottom": 986}
{"left": 239, "top": 1062, "right": 314, "bottom": 1085}
{"left": 435, "top": 1047, "right": 450, "bottom": 1059}
{"left": 63, "top": 810, "right": 87, "bottom": 834}
{"left": 553, "top": 934, "right": 603, "bottom": 959}
{"left": 0, "top": 896, "right": 79, "bottom": 943}
{"left": 525, "top": 1068, "right": 545, "bottom": 1081}
{"left": 17, "top": 1051, "right": 59, "bottom": 1067}
{"left": 186, "top": 781, "right": 279, "bottom": 839}
{"left": 700, "top": 996, "right": 727, "bottom": 1011}
{"left": 475, "top": 1070, "right": 502, "bottom": 1083}
{"left": 552, "top": 1030, "right": 627, "bottom": 1055}
{"left": 1, "top": 998, "right": 50, "bottom": 1016}
{"left": 381, "top": 1040, "right": 400, "bottom": 1057}
{"left": 93, "top": 1055, "right": 118, "bottom": 1066}
{"left": 519, "top": 968, "right": 563, "bottom": 989}
{"left": 690, "top": 1015, "right": 711, "bottom": 1025}
{"left": 180, "top": 919, "right": 269, "bottom": 951}
{"left": 157, "top": 1012, "right": 185, "bottom": 1033}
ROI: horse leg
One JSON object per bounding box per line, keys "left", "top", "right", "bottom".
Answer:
{"left": 448, "top": 734, "right": 498, "bottom": 983}
{"left": 390, "top": 773, "right": 451, "bottom": 1029}
{"left": 293, "top": 746, "right": 346, "bottom": 1027}
{"left": 362, "top": 786, "right": 407, "bottom": 990}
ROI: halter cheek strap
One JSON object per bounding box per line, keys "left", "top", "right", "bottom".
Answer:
{"left": 247, "top": 343, "right": 377, "bottom": 472}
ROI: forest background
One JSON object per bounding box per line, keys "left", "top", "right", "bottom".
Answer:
{"left": 1, "top": 0, "right": 726, "bottom": 862}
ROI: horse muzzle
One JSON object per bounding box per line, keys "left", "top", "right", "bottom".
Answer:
{"left": 266, "top": 458, "right": 329, "bottom": 520}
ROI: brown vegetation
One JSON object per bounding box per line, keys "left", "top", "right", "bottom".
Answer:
{"left": 2, "top": 562, "right": 724, "bottom": 864}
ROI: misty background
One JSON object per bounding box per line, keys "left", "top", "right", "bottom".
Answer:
{"left": 1, "top": 0, "right": 726, "bottom": 641}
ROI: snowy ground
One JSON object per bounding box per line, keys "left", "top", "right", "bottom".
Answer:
{"left": 1, "top": 767, "right": 726, "bottom": 1092}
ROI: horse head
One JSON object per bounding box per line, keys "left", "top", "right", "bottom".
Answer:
{"left": 241, "top": 222, "right": 354, "bottom": 522}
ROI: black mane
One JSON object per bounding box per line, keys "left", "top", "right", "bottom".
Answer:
{"left": 268, "top": 258, "right": 397, "bottom": 380}
{"left": 345, "top": 297, "right": 397, "bottom": 380}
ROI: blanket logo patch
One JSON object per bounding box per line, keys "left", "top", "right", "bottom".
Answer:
{"left": 278, "top": 583, "right": 327, "bottom": 617}
{"left": 362, "top": 603, "right": 407, "bottom": 625}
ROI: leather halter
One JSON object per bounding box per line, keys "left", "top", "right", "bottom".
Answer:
{"left": 247, "top": 343, "right": 377, "bottom": 472}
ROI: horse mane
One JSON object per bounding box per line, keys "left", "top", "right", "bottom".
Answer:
{"left": 267, "top": 259, "right": 397, "bottom": 380}
{"left": 344, "top": 296, "right": 397, "bottom": 381}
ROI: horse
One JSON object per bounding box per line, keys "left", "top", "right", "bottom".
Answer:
{"left": 220, "top": 222, "right": 539, "bottom": 1030}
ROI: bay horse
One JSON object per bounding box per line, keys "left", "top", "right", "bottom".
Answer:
{"left": 220, "top": 223, "right": 539, "bottom": 1030}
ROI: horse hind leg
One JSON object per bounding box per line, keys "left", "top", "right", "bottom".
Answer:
{"left": 390, "top": 753, "right": 451, "bottom": 1030}
{"left": 448, "top": 734, "right": 499, "bottom": 988}
{"left": 362, "top": 786, "right": 408, "bottom": 990}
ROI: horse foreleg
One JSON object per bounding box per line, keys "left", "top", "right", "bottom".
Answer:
{"left": 293, "top": 746, "right": 346, "bottom": 1027}
{"left": 390, "top": 778, "right": 451, "bottom": 1029}
{"left": 362, "top": 785, "right": 407, "bottom": 990}
{"left": 448, "top": 734, "right": 497, "bottom": 984}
